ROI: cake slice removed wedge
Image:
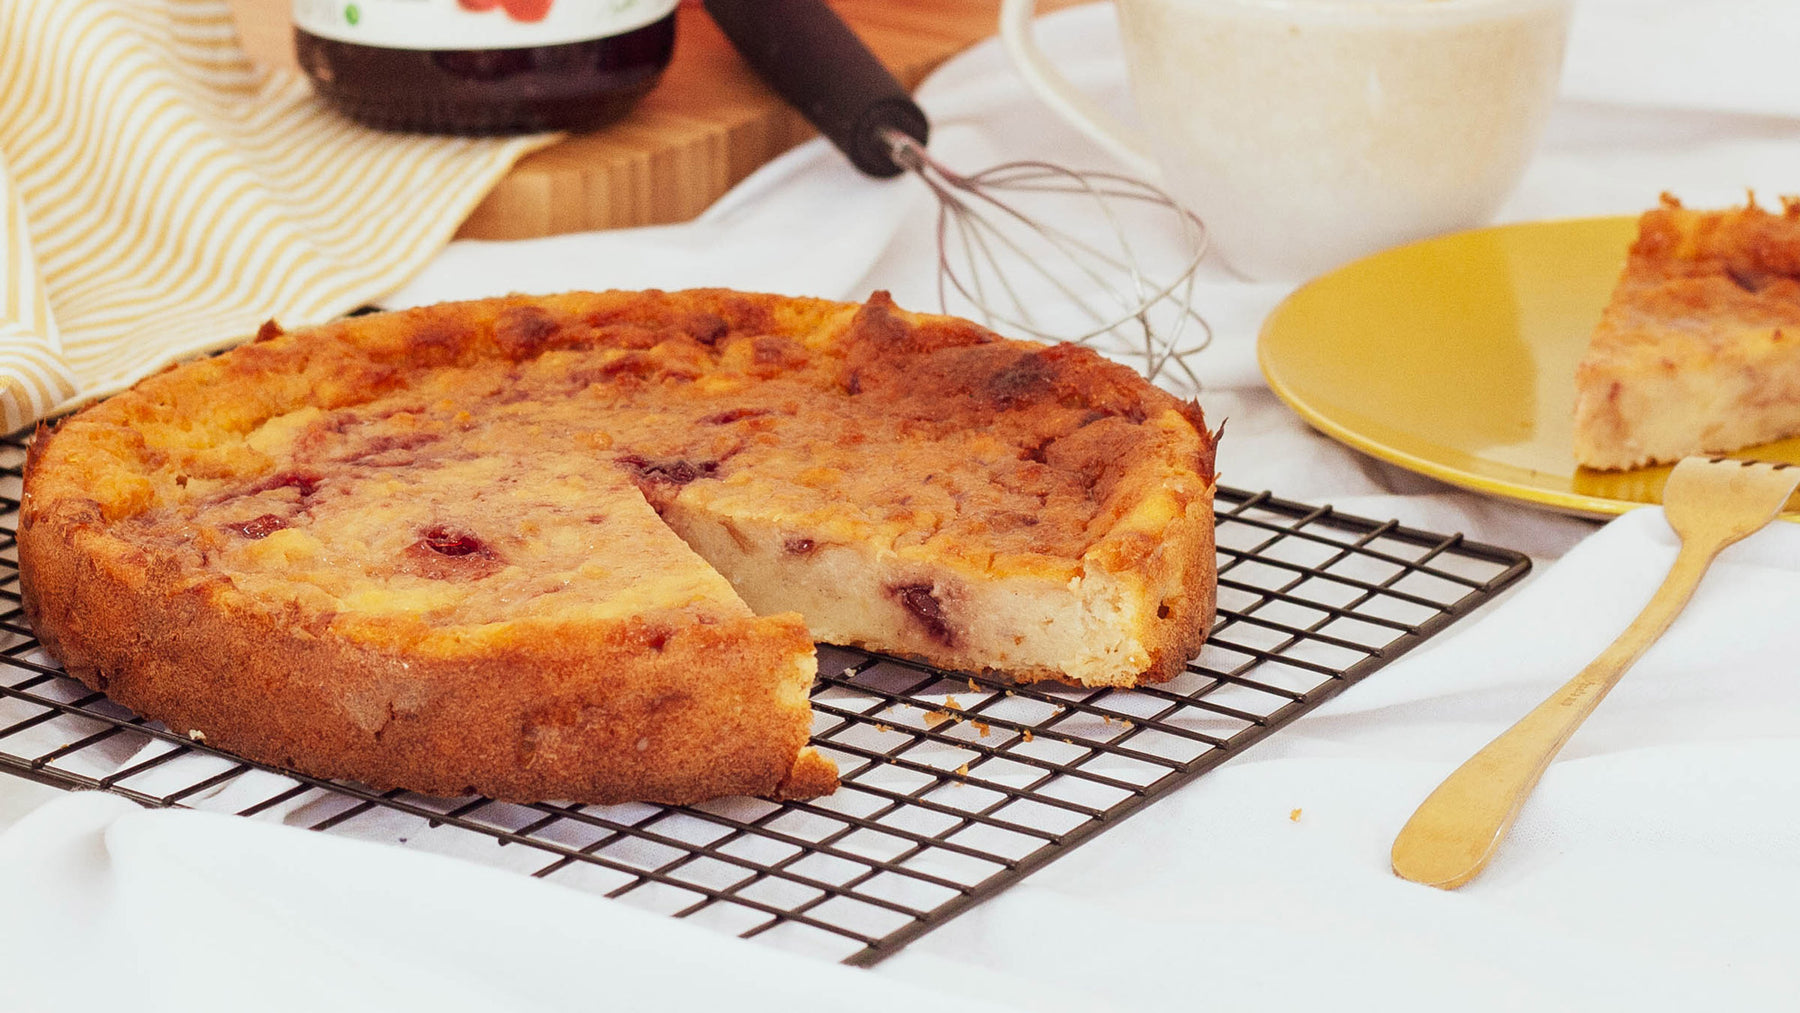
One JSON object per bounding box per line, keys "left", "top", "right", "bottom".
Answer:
{"left": 1574, "top": 194, "right": 1800, "bottom": 471}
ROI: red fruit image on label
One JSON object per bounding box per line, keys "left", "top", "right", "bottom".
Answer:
{"left": 458, "top": 0, "right": 554, "bottom": 22}
{"left": 501, "top": 0, "right": 554, "bottom": 21}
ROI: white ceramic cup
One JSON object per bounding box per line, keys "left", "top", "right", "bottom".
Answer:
{"left": 999, "top": 0, "right": 1572, "bottom": 282}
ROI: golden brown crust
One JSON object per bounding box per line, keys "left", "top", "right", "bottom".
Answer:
{"left": 20, "top": 288, "right": 1217, "bottom": 803}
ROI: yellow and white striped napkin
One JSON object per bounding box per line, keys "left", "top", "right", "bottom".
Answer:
{"left": 0, "top": 0, "right": 557, "bottom": 431}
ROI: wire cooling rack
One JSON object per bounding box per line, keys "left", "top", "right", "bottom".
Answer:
{"left": 0, "top": 433, "right": 1529, "bottom": 966}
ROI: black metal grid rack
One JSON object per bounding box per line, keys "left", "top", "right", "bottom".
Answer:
{"left": 0, "top": 433, "right": 1529, "bottom": 966}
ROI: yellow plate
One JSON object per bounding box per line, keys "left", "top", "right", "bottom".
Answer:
{"left": 1258, "top": 215, "right": 1800, "bottom": 518}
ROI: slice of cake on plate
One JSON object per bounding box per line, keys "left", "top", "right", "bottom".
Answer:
{"left": 1573, "top": 193, "right": 1800, "bottom": 471}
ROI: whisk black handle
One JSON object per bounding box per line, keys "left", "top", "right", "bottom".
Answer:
{"left": 702, "top": 0, "right": 930, "bottom": 179}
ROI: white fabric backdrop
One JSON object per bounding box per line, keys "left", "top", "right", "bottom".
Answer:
{"left": 4, "top": 1, "right": 1800, "bottom": 1009}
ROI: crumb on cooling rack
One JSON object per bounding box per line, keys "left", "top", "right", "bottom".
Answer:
{"left": 188, "top": 729, "right": 206, "bottom": 742}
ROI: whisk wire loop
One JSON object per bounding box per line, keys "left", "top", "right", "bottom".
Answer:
{"left": 882, "top": 128, "right": 1211, "bottom": 390}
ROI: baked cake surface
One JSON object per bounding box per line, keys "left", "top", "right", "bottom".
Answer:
{"left": 19, "top": 289, "right": 1218, "bottom": 804}
{"left": 1574, "top": 194, "right": 1800, "bottom": 470}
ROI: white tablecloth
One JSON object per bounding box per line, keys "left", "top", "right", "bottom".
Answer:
{"left": 6, "top": 2, "right": 1800, "bottom": 1009}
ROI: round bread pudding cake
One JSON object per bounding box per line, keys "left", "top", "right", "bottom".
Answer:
{"left": 20, "top": 290, "right": 1219, "bottom": 804}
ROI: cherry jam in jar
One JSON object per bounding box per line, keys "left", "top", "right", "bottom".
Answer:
{"left": 293, "top": 0, "right": 678, "bottom": 134}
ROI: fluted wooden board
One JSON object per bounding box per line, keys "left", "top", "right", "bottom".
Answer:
{"left": 229, "top": 0, "right": 1086, "bottom": 239}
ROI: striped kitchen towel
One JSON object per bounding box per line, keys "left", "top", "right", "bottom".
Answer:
{"left": 0, "top": 0, "right": 556, "bottom": 431}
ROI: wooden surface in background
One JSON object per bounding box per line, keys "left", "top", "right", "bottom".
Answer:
{"left": 229, "top": 1, "right": 1086, "bottom": 239}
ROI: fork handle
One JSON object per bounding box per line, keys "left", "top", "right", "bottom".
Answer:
{"left": 1390, "top": 539, "right": 1721, "bottom": 889}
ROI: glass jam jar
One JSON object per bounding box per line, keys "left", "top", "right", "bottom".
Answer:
{"left": 293, "top": 0, "right": 678, "bottom": 134}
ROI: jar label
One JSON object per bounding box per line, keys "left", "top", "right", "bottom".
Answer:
{"left": 292, "top": 0, "right": 677, "bottom": 51}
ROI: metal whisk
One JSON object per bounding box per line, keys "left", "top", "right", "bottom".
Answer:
{"left": 703, "top": 0, "right": 1211, "bottom": 390}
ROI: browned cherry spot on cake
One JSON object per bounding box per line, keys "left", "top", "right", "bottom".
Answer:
{"left": 19, "top": 289, "right": 1218, "bottom": 805}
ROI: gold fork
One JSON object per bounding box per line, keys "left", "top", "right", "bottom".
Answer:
{"left": 1391, "top": 456, "right": 1800, "bottom": 889}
